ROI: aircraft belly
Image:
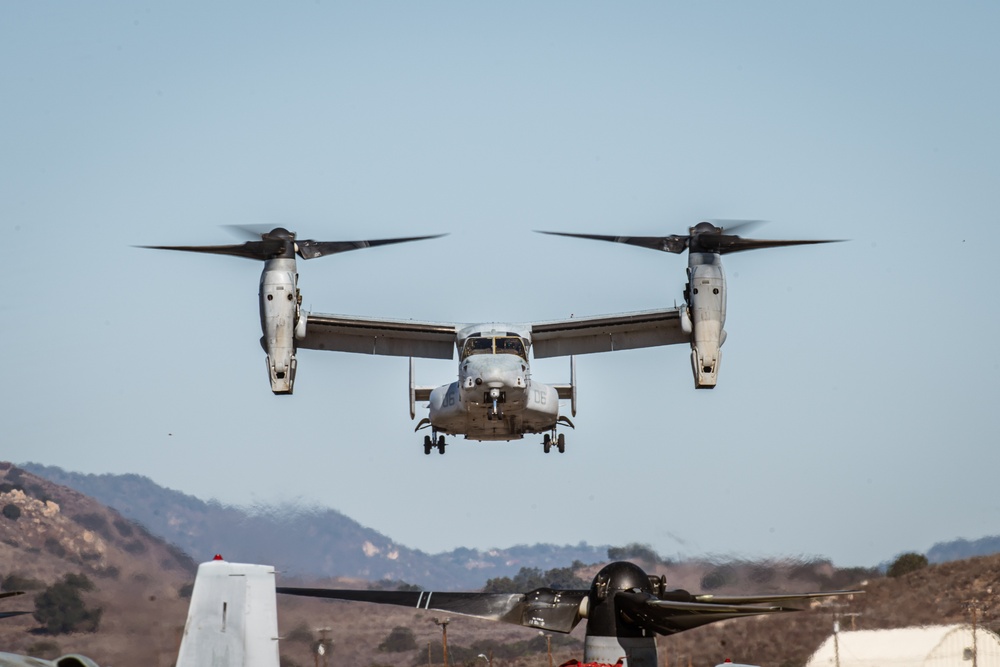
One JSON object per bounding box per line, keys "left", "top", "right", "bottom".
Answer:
{"left": 427, "top": 383, "right": 560, "bottom": 441}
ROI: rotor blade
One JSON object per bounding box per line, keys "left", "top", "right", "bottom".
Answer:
{"left": 0, "top": 611, "right": 30, "bottom": 619}
{"left": 692, "top": 589, "right": 862, "bottom": 605}
{"left": 711, "top": 237, "right": 844, "bottom": 255}
{"left": 138, "top": 240, "right": 285, "bottom": 261}
{"left": 536, "top": 231, "right": 688, "bottom": 254}
{"left": 0, "top": 592, "right": 24, "bottom": 600}
{"left": 704, "top": 219, "right": 767, "bottom": 236}
{"left": 615, "top": 591, "right": 798, "bottom": 635}
{"left": 296, "top": 233, "right": 447, "bottom": 259}
{"left": 276, "top": 586, "right": 587, "bottom": 633}
{"left": 224, "top": 224, "right": 275, "bottom": 241}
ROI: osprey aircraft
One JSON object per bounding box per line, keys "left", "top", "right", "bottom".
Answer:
{"left": 539, "top": 221, "right": 841, "bottom": 388}
{"left": 278, "top": 559, "right": 861, "bottom": 667}
{"left": 143, "top": 223, "right": 837, "bottom": 452}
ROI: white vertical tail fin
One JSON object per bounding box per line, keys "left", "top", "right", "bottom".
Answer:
{"left": 175, "top": 559, "right": 280, "bottom": 667}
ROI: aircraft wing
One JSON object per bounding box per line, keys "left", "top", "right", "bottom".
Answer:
{"left": 277, "top": 587, "right": 588, "bottom": 633}
{"left": 298, "top": 313, "right": 458, "bottom": 360}
{"left": 529, "top": 308, "right": 688, "bottom": 358}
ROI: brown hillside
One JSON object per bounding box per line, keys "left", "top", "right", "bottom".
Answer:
{"left": 0, "top": 463, "right": 195, "bottom": 665}
{"left": 653, "top": 554, "right": 1000, "bottom": 667}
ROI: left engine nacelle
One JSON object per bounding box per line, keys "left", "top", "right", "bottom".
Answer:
{"left": 259, "top": 258, "right": 300, "bottom": 394}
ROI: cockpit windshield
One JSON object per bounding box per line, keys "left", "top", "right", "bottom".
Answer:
{"left": 461, "top": 336, "right": 527, "bottom": 360}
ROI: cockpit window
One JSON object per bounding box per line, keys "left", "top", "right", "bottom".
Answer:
{"left": 461, "top": 336, "right": 528, "bottom": 360}
{"left": 462, "top": 337, "right": 494, "bottom": 358}
{"left": 495, "top": 337, "right": 526, "bottom": 358}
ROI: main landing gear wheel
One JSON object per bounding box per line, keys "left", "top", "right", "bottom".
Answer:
{"left": 423, "top": 435, "right": 432, "bottom": 456}
{"left": 437, "top": 435, "right": 446, "bottom": 455}
{"left": 543, "top": 434, "right": 551, "bottom": 454}
{"left": 557, "top": 433, "right": 565, "bottom": 453}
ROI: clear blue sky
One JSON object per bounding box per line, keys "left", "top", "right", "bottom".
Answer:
{"left": 3, "top": 1, "right": 998, "bottom": 568}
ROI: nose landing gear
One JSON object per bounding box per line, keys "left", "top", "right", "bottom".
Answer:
{"left": 485, "top": 388, "right": 506, "bottom": 421}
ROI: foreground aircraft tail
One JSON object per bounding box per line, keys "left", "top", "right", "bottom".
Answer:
{"left": 0, "top": 558, "right": 279, "bottom": 667}
{"left": 176, "top": 557, "right": 280, "bottom": 667}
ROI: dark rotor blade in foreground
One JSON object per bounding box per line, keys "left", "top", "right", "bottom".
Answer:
{"left": 615, "top": 591, "right": 798, "bottom": 635}
{"left": 0, "top": 611, "right": 30, "bottom": 620}
{"left": 276, "top": 586, "right": 587, "bottom": 633}
{"left": 692, "top": 590, "right": 862, "bottom": 605}
{"left": 296, "top": 233, "right": 446, "bottom": 259}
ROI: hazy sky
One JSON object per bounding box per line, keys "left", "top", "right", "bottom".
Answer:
{"left": 3, "top": 1, "right": 998, "bottom": 568}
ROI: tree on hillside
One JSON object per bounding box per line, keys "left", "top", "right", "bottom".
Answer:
{"left": 33, "top": 573, "right": 103, "bottom": 634}
{"left": 482, "top": 563, "right": 588, "bottom": 593}
{"left": 378, "top": 626, "right": 417, "bottom": 652}
{"left": 887, "top": 552, "right": 928, "bottom": 578}
{"left": 608, "top": 543, "right": 666, "bottom": 564}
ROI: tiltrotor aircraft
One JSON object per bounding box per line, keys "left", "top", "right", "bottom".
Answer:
{"left": 278, "top": 559, "right": 860, "bottom": 667}
{"left": 144, "top": 223, "right": 836, "bottom": 452}
{"left": 539, "top": 221, "right": 840, "bottom": 388}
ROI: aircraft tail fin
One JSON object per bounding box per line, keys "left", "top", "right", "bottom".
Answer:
{"left": 175, "top": 558, "right": 280, "bottom": 667}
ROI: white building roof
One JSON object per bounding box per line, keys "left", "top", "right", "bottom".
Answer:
{"left": 806, "top": 624, "right": 1000, "bottom": 667}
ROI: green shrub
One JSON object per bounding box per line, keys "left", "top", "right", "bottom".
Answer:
{"left": 2, "top": 504, "right": 20, "bottom": 521}
{"left": 33, "top": 574, "right": 102, "bottom": 634}
{"left": 379, "top": 626, "right": 418, "bottom": 652}
{"left": 887, "top": 552, "right": 928, "bottom": 578}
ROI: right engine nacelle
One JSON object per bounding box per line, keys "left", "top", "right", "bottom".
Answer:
{"left": 686, "top": 255, "right": 727, "bottom": 389}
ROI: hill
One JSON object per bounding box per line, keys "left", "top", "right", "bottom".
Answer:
{"left": 650, "top": 553, "right": 1000, "bottom": 666}
{"left": 0, "top": 463, "right": 194, "bottom": 665}
{"left": 20, "top": 462, "right": 608, "bottom": 590}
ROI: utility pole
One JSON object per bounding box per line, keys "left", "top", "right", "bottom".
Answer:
{"left": 833, "top": 619, "right": 841, "bottom": 667}
{"left": 965, "top": 599, "right": 986, "bottom": 667}
{"left": 543, "top": 632, "right": 553, "bottom": 667}
{"left": 314, "top": 626, "right": 331, "bottom": 667}
{"left": 434, "top": 617, "right": 451, "bottom": 667}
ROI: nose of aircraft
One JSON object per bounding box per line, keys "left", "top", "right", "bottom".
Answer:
{"left": 466, "top": 355, "right": 526, "bottom": 391}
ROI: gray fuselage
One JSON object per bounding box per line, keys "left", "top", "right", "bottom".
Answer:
{"left": 427, "top": 328, "right": 560, "bottom": 441}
